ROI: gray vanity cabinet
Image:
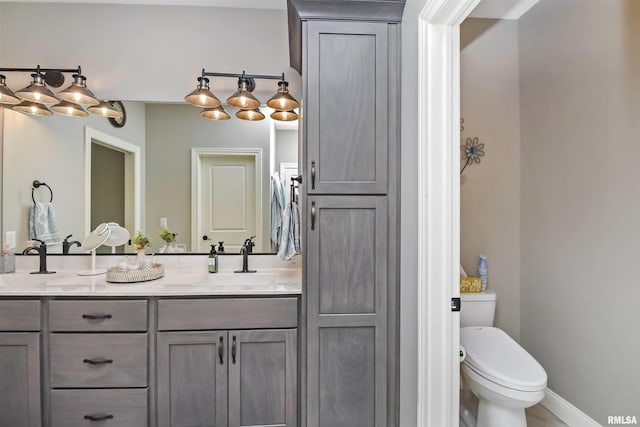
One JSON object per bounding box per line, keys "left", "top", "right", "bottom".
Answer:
{"left": 0, "top": 300, "right": 41, "bottom": 427}
{"left": 305, "top": 21, "right": 389, "bottom": 195}
{"left": 0, "top": 333, "right": 41, "bottom": 427}
{"left": 228, "top": 329, "right": 297, "bottom": 427}
{"left": 157, "top": 331, "right": 228, "bottom": 427}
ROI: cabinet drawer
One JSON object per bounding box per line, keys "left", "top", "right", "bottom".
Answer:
{"left": 158, "top": 298, "right": 298, "bottom": 331}
{"left": 49, "top": 300, "right": 147, "bottom": 331}
{"left": 51, "top": 389, "right": 147, "bottom": 427}
{"left": 0, "top": 300, "right": 40, "bottom": 331}
{"left": 50, "top": 333, "right": 148, "bottom": 388}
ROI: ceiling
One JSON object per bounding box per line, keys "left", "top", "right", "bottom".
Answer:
{"left": 0, "top": 0, "right": 286, "bottom": 9}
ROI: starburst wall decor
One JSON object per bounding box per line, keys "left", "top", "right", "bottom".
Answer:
{"left": 460, "top": 118, "right": 485, "bottom": 175}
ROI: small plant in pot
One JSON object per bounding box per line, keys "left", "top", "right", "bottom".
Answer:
{"left": 132, "top": 231, "right": 151, "bottom": 251}
{"left": 159, "top": 227, "right": 177, "bottom": 253}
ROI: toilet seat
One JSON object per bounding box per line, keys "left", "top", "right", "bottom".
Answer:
{"left": 461, "top": 327, "right": 547, "bottom": 392}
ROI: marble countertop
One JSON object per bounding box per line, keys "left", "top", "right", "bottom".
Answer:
{"left": 0, "top": 268, "right": 302, "bottom": 297}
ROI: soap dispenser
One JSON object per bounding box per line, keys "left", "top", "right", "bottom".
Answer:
{"left": 208, "top": 244, "right": 218, "bottom": 273}
{"left": 218, "top": 241, "right": 225, "bottom": 254}
{"left": 0, "top": 243, "right": 15, "bottom": 274}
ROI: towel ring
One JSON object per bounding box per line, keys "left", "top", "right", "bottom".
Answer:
{"left": 32, "top": 180, "right": 53, "bottom": 204}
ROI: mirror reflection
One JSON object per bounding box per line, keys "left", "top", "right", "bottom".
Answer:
{"left": 2, "top": 102, "right": 298, "bottom": 254}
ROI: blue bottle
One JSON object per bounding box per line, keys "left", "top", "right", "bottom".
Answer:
{"left": 477, "top": 255, "right": 488, "bottom": 291}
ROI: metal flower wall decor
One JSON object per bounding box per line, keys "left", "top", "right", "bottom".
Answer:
{"left": 460, "top": 118, "right": 485, "bottom": 175}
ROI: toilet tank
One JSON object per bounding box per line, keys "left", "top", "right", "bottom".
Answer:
{"left": 460, "top": 290, "right": 496, "bottom": 327}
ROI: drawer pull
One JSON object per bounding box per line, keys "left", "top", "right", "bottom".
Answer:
{"left": 219, "top": 336, "right": 224, "bottom": 365}
{"left": 84, "top": 414, "right": 114, "bottom": 422}
{"left": 232, "top": 335, "right": 237, "bottom": 364}
{"left": 311, "top": 161, "right": 316, "bottom": 189}
{"left": 82, "top": 313, "right": 113, "bottom": 320}
{"left": 311, "top": 202, "right": 316, "bottom": 230}
{"left": 83, "top": 358, "right": 114, "bottom": 365}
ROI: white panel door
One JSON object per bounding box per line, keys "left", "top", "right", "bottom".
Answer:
{"left": 199, "top": 155, "right": 256, "bottom": 253}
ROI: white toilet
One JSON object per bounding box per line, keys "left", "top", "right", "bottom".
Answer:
{"left": 460, "top": 291, "right": 547, "bottom": 427}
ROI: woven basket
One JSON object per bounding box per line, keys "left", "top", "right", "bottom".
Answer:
{"left": 106, "top": 263, "right": 165, "bottom": 283}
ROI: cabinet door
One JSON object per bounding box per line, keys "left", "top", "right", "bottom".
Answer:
{"left": 0, "top": 333, "right": 41, "bottom": 427}
{"left": 306, "top": 21, "right": 388, "bottom": 194}
{"left": 306, "top": 196, "right": 387, "bottom": 427}
{"left": 228, "top": 329, "right": 297, "bottom": 427}
{"left": 157, "top": 331, "right": 228, "bottom": 427}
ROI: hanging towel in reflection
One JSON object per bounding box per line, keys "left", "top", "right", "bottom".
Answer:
{"left": 29, "top": 202, "right": 62, "bottom": 245}
{"left": 277, "top": 201, "right": 301, "bottom": 261}
{"left": 270, "top": 173, "right": 286, "bottom": 247}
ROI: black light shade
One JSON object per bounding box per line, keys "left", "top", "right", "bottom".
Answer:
{"left": 57, "top": 73, "right": 99, "bottom": 106}
{"left": 15, "top": 73, "right": 59, "bottom": 104}
{"left": 236, "top": 108, "right": 265, "bottom": 121}
{"left": 13, "top": 100, "right": 53, "bottom": 116}
{"left": 185, "top": 77, "right": 221, "bottom": 108}
{"left": 0, "top": 75, "right": 20, "bottom": 105}
{"left": 266, "top": 80, "right": 299, "bottom": 111}
{"left": 201, "top": 106, "right": 231, "bottom": 120}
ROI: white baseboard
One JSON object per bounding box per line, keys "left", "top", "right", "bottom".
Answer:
{"left": 541, "top": 388, "right": 601, "bottom": 427}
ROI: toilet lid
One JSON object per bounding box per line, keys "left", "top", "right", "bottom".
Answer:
{"left": 461, "top": 327, "right": 547, "bottom": 392}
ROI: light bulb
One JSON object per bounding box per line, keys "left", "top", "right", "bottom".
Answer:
{"left": 214, "top": 111, "right": 220, "bottom": 118}
{"left": 280, "top": 99, "right": 286, "bottom": 109}
{"left": 200, "top": 94, "right": 206, "bottom": 104}
{"left": 30, "top": 106, "right": 37, "bottom": 113}
{"left": 240, "top": 95, "right": 247, "bottom": 107}
{"left": 74, "top": 93, "right": 81, "bottom": 102}
{"left": 67, "top": 107, "right": 73, "bottom": 114}
{"left": 102, "top": 107, "right": 107, "bottom": 115}
{"left": 34, "top": 92, "right": 41, "bottom": 101}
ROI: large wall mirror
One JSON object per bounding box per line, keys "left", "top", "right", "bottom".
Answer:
{"left": 1, "top": 103, "right": 298, "bottom": 254}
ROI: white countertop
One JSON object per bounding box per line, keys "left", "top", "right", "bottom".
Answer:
{"left": 0, "top": 268, "right": 302, "bottom": 297}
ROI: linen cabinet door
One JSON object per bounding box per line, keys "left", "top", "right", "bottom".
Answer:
{"left": 306, "top": 21, "right": 388, "bottom": 194}
{"left": 0, "top": 333, "right": 41, "bottom": 427}
{"left": 228, "top": 329, "right": 297, "bottom": 427}
{"left": 157, "top": 331, "right": 228, "bottom": 427}
{"left": 306, "top": 196, "right": 387, "bottom": 427}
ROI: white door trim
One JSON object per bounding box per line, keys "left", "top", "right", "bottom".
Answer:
{"left": 83, "top": 126, "right": 141, "bottom": 238}
{"left": 191, "top": 147, "right": 263, "bottom": 253}
{"left": 417, "top": 1, "right": 481, "bottom": 426}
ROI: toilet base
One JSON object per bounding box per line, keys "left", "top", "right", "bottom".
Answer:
{"left": 476, "top": 398, "right": 527, "bottom": 427}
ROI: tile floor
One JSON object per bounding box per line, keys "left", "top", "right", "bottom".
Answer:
{"left": 460, "top": 389, "right": 568, "bottom": 427}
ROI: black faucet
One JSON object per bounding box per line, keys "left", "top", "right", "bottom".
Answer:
{"left": 234, "top": 237, "right": 257, "bottom": 273}
{"left": 62, "top": 234, "right": 82, "bottom": 254}
{"left": 22, "top": 239, "right": 56, "bottom": 274}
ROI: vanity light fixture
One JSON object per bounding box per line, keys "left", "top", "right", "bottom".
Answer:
{"left": 13, "top": 100, "right": 53, "bottom": 116}
{"left": 0, "top": 75, "right": 21, "bottom": 105}
{"left": 0, "top": 65, "right": 120, "bottom": 120}
{"left": 236, "top": 108, "right": 265, "bottom": 121}
{"left": 201, "top": 106, "right": 231, "bottom": 120}
{"left": 185, "top": 75, "right": 221, "bottom": 108}
{"left": 51, "top": 100, "right": 89, "bottom": 117}
{"left": 87, "top": 100, "right": 123, "bottom": 119}
{"left": 185, "top": 69, "right": 299, "bottom": 122}
{"left": 15, "top": 69, "right": 59, "bottom": 104}
{"left": 270, "top": 110, "right": 298, "bottom": 122}
{"left": 57, "top": 70, "right": 99, "bottom": 106}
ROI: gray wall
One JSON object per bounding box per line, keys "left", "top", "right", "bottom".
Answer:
{"left": 145, "top": 103, "right": 272, "bottom": 253}
{"left": 519, "top": 0, "right": 640, "bottom": 422}
{"left": 275, "top": 129, "right": 298, "bottom": 166}
{"left": 460, "top": 18, "right": 521, "bottom": 340}
{"left": 0, "top": 3, "right": 299, "bottom": 103}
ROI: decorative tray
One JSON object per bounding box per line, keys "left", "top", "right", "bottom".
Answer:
{"left": 106, "top": 263, "right": 165, "bottom": 283}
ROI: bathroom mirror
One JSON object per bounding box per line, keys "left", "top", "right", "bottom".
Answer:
{"left": 1, "top": 103, "right": 299, "bottom": 255}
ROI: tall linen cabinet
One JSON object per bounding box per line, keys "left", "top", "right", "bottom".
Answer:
{"left": 287, "top": 2, "right": 404, "bottom": 426}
